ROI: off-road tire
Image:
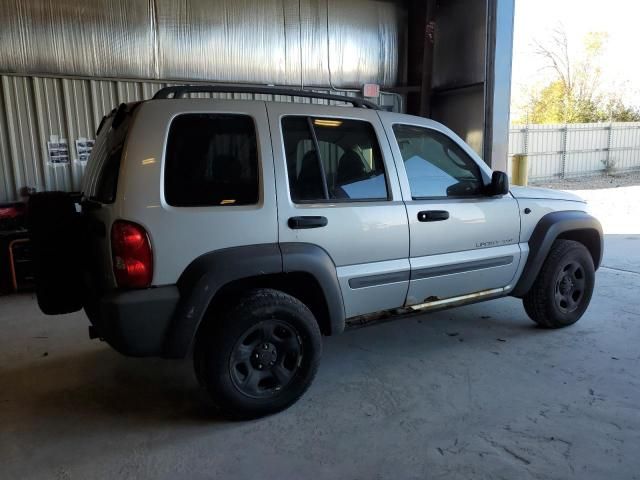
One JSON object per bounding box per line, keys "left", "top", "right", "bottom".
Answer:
{"left": 194, "top": 288, "right": 322, "bottom": 419}
{"left": 523, "top": 239, "right": 595, "bottom": 328}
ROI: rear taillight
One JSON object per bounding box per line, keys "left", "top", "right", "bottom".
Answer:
{"left": 111, "top": 220, "right": 153, "bottom": 288}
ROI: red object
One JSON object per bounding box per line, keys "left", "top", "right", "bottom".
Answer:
{"left": 0, "top": 203, "right": 27, "bottom": 231}
{"left": 0, "top": 207, "right": 21, "bottom": 219}
{"left": 362, "top": 83, "right": 380, "bottom": 98}
{"left": 0, "top": 203, "right": 25, "bottom": 219}
{"left": 8, "top": 238, "right": 31, "bottom": 292}
{"left": 111, "top": 220, "right": 153, "bottom": 288}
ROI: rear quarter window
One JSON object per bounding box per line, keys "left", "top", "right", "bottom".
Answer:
{"left": 164, "top": 114, "right": 259, "bottom": 207}
{"left": 83, "top": 104, "right": 137, "bottom": 204}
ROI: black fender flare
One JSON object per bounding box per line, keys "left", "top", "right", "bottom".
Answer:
{"left": 280, "top": 242, "right": 346, "bottom": 336}
{"left": 163, "top": 243, "right": 345, "bottom": 358}
{"left": 511, "top": 210, "right": 603, "bottom": 297}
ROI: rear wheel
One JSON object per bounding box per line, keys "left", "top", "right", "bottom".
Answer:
{"left": 194, "top": 288, "right": 322, "bottom": 419}
{"left": 523, "top": 240, "right": 595, "bottom": 328}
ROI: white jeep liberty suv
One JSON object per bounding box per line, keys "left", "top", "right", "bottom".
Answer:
{"left": 29, "top": 85, "right": 603, "bottom": 418}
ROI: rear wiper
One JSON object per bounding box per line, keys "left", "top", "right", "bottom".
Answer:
{"left": 96, "top": 115, "right": 107, "bottom": 136}
{"left": 81, "top": 198, "right": 103, "bottom": 211}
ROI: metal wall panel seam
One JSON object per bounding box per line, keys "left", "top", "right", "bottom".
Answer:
{"left": 62, "top": 78, "right": 81, "bottom": 191}
{"left": 0, "top": 78, "right": 15, "bottom": 200}
{"left": 32, "top": 77, "right": 55, "bottom": 193}
{"left": 3, "top": 77, "right": 25, "bottom": 195}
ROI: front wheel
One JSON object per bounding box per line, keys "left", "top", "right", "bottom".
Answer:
{"left": 523, "top": 239, "right": 595, "bottom": 328}
{"left": 194, "top": 288, "right": 322, "bottom": 419}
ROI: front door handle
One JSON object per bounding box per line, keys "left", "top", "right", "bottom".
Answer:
{"left": 288, "top": 216, "right": 328, "bottom": 229}
{"left": 417, "top": 210, "right": 449, "bottom": 222}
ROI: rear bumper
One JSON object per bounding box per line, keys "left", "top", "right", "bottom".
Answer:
{"left": 86, "top": 286, "right": 180, "bottom": 357}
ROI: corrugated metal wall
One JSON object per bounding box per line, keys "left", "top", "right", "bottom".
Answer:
{"left": 0, "top": 0, "right": 406, "bottom": 202}
{"left": 508, "top": 123, "right": 640, "bottom": 181}
{"left": 0, "top": 75, "right": 159, "bottom": 201}
{"left": 0, "top": 74, "right": 400, "bottom": 202}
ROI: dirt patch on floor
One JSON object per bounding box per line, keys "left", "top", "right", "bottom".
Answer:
{"left": 532, "top": 170, "right": 640, "bottom": 190}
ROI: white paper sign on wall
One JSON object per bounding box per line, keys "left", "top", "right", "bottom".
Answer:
{"left": 47, "top": 135, "right": 69, "bottom": 165}
{"left": 75, "top": 137, "right": 95, "bottom": 163}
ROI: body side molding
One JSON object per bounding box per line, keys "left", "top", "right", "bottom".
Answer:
{"left": 411, "top": 255, "right": 514, "bottom": 281}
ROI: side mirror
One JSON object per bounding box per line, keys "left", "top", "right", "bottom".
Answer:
{"left": 488, "top": 171, "right": 509, "bottom": 196}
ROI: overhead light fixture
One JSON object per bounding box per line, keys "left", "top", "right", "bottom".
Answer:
{"left": 313, "top": 119, "right": 343, "bottom": 128}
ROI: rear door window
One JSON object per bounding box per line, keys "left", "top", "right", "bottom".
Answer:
{"left": 164, "top": 114, "right": 259, "bottom": 207}
{"left": 281, "top": 116, "right": 388, "bottom": 202}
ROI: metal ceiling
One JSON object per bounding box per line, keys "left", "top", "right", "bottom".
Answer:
{"left": 0, "top": 0, "right": 402, "bottom": 87}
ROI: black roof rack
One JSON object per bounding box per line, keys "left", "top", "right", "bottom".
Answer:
{"left": 152, "top": 84, "right": 380, "bottom": 110}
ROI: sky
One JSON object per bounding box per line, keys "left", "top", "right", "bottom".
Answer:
{"left": 511, "top": 0, "right": 640, "bottom": 112}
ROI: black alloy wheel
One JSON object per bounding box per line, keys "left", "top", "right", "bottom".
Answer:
{"left": 554, "top": 261, "right": 586, "bottom": 314}
{"left": 229, "top": 320, "right": 303, "bottom": 398}
{"left": 194, "top": 288, "right": 322, "bottom": 419}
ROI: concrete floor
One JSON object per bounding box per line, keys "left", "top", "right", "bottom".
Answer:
{"left": 1, "top": 190, "right": 639, "bottom": 479}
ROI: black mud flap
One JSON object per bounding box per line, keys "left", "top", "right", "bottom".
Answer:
{"left": 28, "top": 192, "right": 87, "bottom": 315}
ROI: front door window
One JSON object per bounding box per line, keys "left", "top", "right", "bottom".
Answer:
{"left": 392, "top": 124, "right": 485, "bottom": 199}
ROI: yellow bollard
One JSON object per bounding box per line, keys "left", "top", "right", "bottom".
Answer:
{"left": 511, "top": 155, "right": 520, "bottom": 185}
{"left": 511, "top": 154, "right": 529, "bottom": 186}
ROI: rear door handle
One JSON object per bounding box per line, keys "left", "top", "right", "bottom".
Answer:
{"left": 417, "top": 210, "right": 449, "bottom": 222}
{"left": 288, "top": 216, "right": 328, "bottom": 229}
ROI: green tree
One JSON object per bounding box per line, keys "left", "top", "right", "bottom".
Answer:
{"left": 517, "top": 28, "right": 640, "bottom": 124}
{"left": 527, "top": 80, "right": 603, "bottom": 123}
{"left": 599, "top": 95, "right": 640, "bottom": 122}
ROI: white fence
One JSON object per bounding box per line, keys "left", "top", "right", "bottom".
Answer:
{"left": 508, "top": 122, "right": 640, "bottom": 181}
